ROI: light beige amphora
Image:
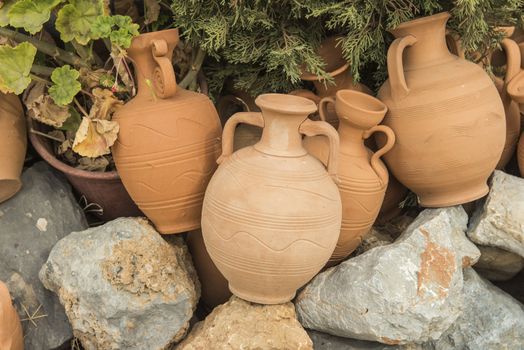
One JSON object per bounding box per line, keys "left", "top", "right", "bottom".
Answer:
{"left": 292, "top": 37, "right": 372, "bottom": 127}
{"left": 112, "top": 29, "right": 222, "bottom": 234}
{"left": 0, "top": 282, "right": 23, "bottom": 350}
{"left": 377, "top": 12, "right": 505, "bottom": 207}
{"left": 0, "top": 94, "right": 26, "bottom": 203}
{"left": 202, "top": 93, "right": 342, "bottom": 304}
{"left": 304, "top": 90, "right": 394, "bottom": 265}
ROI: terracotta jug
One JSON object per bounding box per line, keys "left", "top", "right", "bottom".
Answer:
{"left": 507, "top": 70, "right": 524, "bottom": 176}
{"left": 304, "top": 90, "right": 394, "bottom": 265}
{"left": 377, "top": 12, "right": 505, "bottom": 207}
{"left": 201, "top": 93, "right": 342, "bottom": 304}
{"left": 187, "top": 229, "right": 231, "bottom": 309}
{"left": 112, "top": 29, "right": 222, "bottom": 234}
{"left": 293, "top": 37, "right": 372, "bottom": 127}
{"left": 0, "top": 282, "right": 23, "bottom": 350}
{"left": 0, "top": 94, "right": 25, "bottom": 203}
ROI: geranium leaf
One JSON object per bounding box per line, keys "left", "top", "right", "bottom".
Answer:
{"left": 49, "top": 65, "right": 81, "bottom": 106}
{"left": 0, "top": 42, "right": 37, "bottom": 94}
{"left": 91, "top": 15, "right": 113, "bottom": 39}
{"left": 72, "top": 117, "right": 119, "bottom": 157}
{"left": 0, "top": 0, "right": 15, "bottom": 27}
{"left": 55, "top": 0, "right": 105, "bottom": 45}
{"left": 8, "top": 0, "right": 62, "bottom": 34}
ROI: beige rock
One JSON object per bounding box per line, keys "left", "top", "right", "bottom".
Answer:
{"left": 177, "top": 296, "right": 313, "bottom": 350}
{"left": 474, "top": 245, "right": 524, "bottom": 281}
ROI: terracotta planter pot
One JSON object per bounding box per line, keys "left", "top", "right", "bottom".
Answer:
{"left": 292, "top": 37, "right": 372, "bottom": 127}
{"left": 304, "top": 90, "right": 394, "bottom": 265}
{"left": 29, "top": 119, "right": 141, "bottom": 221}
{"left": 377, "top": 12, "right": 505, "bottom": 207}
{"left": 507, "top": 70, "right": 524, "bottom": 176}
{"left": 112, "top": 29, "right": 222, "bottom": 234}
{"left": 187, "top": 229, "right": 231, "bottom": 309}
{"left": 0, "top": 281, "right": 23, "bottom": 350}
{"left": 202, "top": 93, "right": 341, "bottom": 304}
{"left": 0, "top": 94, "right": 26, "bottom": 204}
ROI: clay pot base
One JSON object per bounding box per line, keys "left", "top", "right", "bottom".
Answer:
{"left": 0, "top": 179, "right": 21, "bottom": 203}
{"left": 418, "top": 184, "right": 488, "bottom": 208}
{"left": 229, "top": 284, "right": 295, "bottom": 305}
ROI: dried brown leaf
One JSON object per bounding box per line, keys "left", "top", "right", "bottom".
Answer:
{"left": 89, "top": 88, "right": 123, "bottom": 120}
{"left": 72, "top": 117, "right": 119, "bottom": 157}
{"left": 77, "top": 156, "right": 109, "bottom": 172}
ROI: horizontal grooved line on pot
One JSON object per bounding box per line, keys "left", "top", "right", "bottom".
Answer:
{"left": 136, "top": 193, "right": 204, "bottom": 209}
{"left": 208, "top": 246, "right": 321, "bottom": 275}
{"left": 228, "top": 153, "right": 326, "bottom": 181}
{"left": 115, "top": 141, "right": 219, "bottom": 168}
{"left": 205, "top": 198, "right": 339, "bottom": 229}
{"left": 341, "top": 218, "right": 376, "bottom": 229}
{"left": 337, "top": 175, "right": 384, "bottom": 184}
{"left": 387, "top": 85, "right": 498, "bottom": 118}
{"left": 338, "top": 183, "right": 385, "bottom": 193}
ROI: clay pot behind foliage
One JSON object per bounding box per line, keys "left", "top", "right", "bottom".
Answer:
{"left": 377, "top": 12, "right": 505, "bottom": 207}
{"left": 0, "top": 281, "right": 23, "bottom": 350}
{"left": 112, "top": 29, "right": 222, "bottom": 234}
{"left": 29, "top": 119, "right": 142, "bottom": 221}
{"left": 0, "top": 93, "right": 26, "bottom": 203}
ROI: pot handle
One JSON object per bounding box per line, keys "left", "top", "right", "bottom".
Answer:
{"left": 387, "top": 35, "right": 417, "bottom": 101}
{"left": 151, "top": 39, "right": 177, "bottom": 99}
{"left": 501, "top": 38, "right": 521, "bottom": 85}
{"left": 318, "top": 97, "right": 335, "bottom": 122}
{"left": 507, "top": 70, "right": 524, "bottom": 103}
{"left": 363, "top": 125, "right": 395, "bottom": 186}
{"left": 217, "top": 111, "right": 264, "bottom": 164}
{"left": 299, "top": 119, "right": 340, "bottom": 183}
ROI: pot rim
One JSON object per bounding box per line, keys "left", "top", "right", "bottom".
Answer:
{"left": 255, "top": 93, "right": 317, "bottom": 115}
{"left": 391, "top": 12, "right": 450, "bottom": 33}
{"left": 28, "top": 118, "right": 120, "bottom": 180}
{"left": 335, "top": 89, "right": 388, "bottom": 115}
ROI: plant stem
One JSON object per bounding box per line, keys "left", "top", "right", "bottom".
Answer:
{"left": 74, "top": 98, "right": 89, "bottom": 117}
{"left": 30, "top": 74, "right": 51, "bottom": 84}
{"left": 31, "top": 65, "right": 54, "bottom": 77}
{"left": 29, "top": 129, "right": 63, "bottom": 142}
{"left": 0, "top": 28, "right": 86, "bottom": 67}
{"left": 178, "top": 46, "right": 206, "bottom": 89}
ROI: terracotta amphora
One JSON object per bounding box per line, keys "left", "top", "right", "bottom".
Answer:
{"left": 304, "top": 90, "right": 394, "bottom": 265}
{"left": 186, "top": 229, "right": 231, "bottom": 310}
{"left": 292, "top": 37, "right": 372, "bottom": 127}
{"left": 377, "top": 12, "right": 505, "bottom": 207}
{"left": 0, "top": 282, "right": 23, "bottom": 350}
{"left": 112, "top": 29, "right": 222, "bottom": 234}
{"left": 507, "top": 70, "right": 524, "bottom": 176}
{"left": 201, "top": 93, "right": 342, "bottom": 304}
{"left": 0, "top": 94, "right": 25, "bottom": 203}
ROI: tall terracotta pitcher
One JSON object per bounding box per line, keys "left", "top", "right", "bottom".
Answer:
{"left": 201, "top": 93, "right": 342, "bottom": 304}
{"left": 0, "top": 94, "right": 25, "bottom": 203}
{"left": 112, "top": 29, "right": 222, "bottom": 234}
{"left": 304, "top": 90, "right": 394, "bottom": 265}
{"left": 377, "top": 12, "right": 505, "bottom": 207}
{"left": 0, "top": 282, "right": 23, "bottom": 350}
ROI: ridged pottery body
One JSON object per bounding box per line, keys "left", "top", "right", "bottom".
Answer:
{"left": 202, "top": 94, "right": 342, "bottom": 304}
{"left": 187, "top": 230, "right": 231, "bottom": 309}
{"left": 0, "top": 282, "right": 23, "bottom": 350}
{"left": 113, "top": 29, "right": 222, "bottom": 234}
{"left": 304, "top": 90, "right": 394, "bottom": 265}
{"left": 488, "top": 38, "right": 522, "bottom": 169}
{"left": 293, "top": 37, "right": 372, "bottom": 127}
{"left": 377, "top": 12, "right": 505, "bottom": 207}
{"left": 0, "top": 94, "right": 25, "bottom": 203}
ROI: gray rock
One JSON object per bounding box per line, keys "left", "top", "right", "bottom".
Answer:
{"left": 39, "top": 217, "right": 200, "bottom": 350}
{"left": 296, "top": 207, "right": 480, "bottom": 345}
{"left": 430, "top": 268, "right": 524, "bottom": 350}
{"left": 0, "top": 162, "right": 87, "bottom": 349}
{"left": 468, "top": 170, "right": 524, "bottom": 258}
{"left": 474, "top": 245, "right": 524, "bottom": 281}
{"left": 308, "top": 330, "right": 419, "bottom": 350}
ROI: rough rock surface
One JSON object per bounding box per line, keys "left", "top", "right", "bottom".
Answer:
{"left": 296, "top": 207, "right": 480, "bottom": 345}
{"left": 474, "top": 245, "right": 524, "bottom": 281}
{"left": 39, "top": 217, "right": 199, "bottom": 350}
{"left": 468, "top": 170, "right": 524, "bottom": 257}
{"left": 0, "top": 162, "right": 87, "bottom": 349}
{"left": 431, "top": 268, "right": 524, "bottom": 349}
{"left": 307, "top": 331, "right": 413, "bottom": 350}
{"left": 177, "top": 296, "right": 313, "bottom": 350}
